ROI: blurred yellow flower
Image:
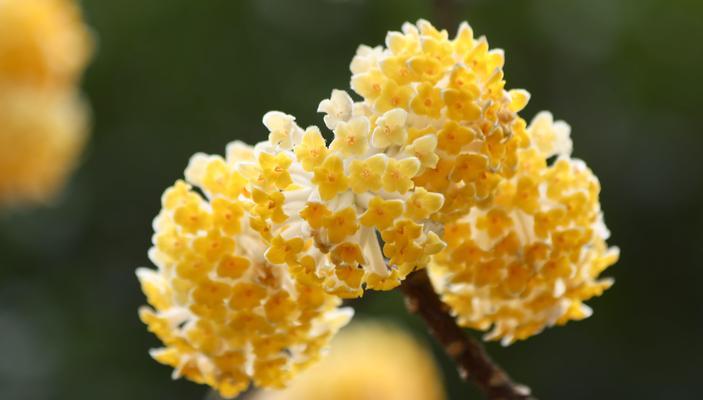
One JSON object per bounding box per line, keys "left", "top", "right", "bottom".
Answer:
{"left": 252, "top": 323, "right": 445, "bottom": 400}
{"left": 0, "top": 0, "right": 92, "bottom": 205}
{"left": 0, "top": 89, "right": 88, "bottom": 204}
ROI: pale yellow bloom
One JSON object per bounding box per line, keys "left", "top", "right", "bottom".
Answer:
{"left": 252, "top": 323, "right": 446, "bottom": 400}
{"left": 263, "top": 111, "right": 303, "bottom": 150}
{"left": 317, "top": 89, "right": 353, "bottom": 129}
{"left": 371, "top": 108, "right": 407, "bottom": 148}
{"left": 330, "top": 116, "right": 371, "bottom": 156}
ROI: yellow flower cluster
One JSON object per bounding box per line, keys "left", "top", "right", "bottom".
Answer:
{"left": 429, "top": 112, "right": 619, "bottom": 345}
{"left": 254, "top": 20, "right": 532, "bottom": 297}
{"left": 139, "top": 18, "right": 618, "bottom": 397}
{"left": 0, "top": 0, "right": 92, "bottom": 205}
{"left": 252, "top": 322, "right": 445, "bottom": 400}
{"left": 348, "top": 21, "right": 530, "bottom": 224}
{"left": 137, "top": 141, "right": 352, "bottom": 399}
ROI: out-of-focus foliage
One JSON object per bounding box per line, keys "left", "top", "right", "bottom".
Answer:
{"left": 0, "top": 0, "right": 701, "bottom": 399}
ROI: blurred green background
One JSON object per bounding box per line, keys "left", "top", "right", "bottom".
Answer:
{"left": 1, "top": 0, "right": 702, "bottom": 398}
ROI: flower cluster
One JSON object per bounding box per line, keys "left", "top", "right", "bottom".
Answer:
{"left": 138, "top": 141, "right": 353, "bottom": 398}
{"left": 0, "top": 0, "right": 92, "bottom": 205}
{"left": 138, "top": 19, "right": 618, "bottom": 397}
{"left": 253, "top": 20, "right": 532, "bottom": 297}
{"left": 252, "top": 322, "right": 445, "bottom": 400}
{"left": 429, "top": 112, "right": 619, "bottom": 344}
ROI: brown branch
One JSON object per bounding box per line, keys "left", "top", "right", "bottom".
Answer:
{"left": 432, "top": 0, "right": 457, "bottom": 31}
{"left": 400, "top": 269, "right": 536, "bottom": 400}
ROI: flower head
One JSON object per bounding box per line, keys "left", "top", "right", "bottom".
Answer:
{"left": 428, "top": 113, "right": 618, "bottom": 345}
{"left": 231, "top": 19, "right": 536, "bottom": 298}
{"left": 140, "top": 20, "right": 620, "bottom": 397}
{"left": 138, "top": 142, "right": 353, "bottom": 398}
{"left": 346, "top": 19, "right": 532, "bottom": 220}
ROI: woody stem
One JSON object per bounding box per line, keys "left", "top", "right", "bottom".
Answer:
{"left": 431, "top": 0, "right": 457, "bottom": 31}
{"left": 399, "top": 269, "right": 536, "bottom": 400}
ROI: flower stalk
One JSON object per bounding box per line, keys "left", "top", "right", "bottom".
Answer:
{"left": 401, "top": 269, "right": 535, "bottom": 400}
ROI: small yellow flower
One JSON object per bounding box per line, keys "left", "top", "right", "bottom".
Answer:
{"left": 408, "top": 56, "right": 443, "bottom": 83}
{"left": 330, "top": 116, "right": 370, "bottom": 156}
{"left": 193, "top": 231, "right": 235, "bottom": 263}
{"left": 421, "top": 36, "right": 454, "bottom": 67}
{"left": 423, "top": 231, "right": 446, "bottom": 255}
{"left": 443, "top": 88, "right": 481, "bottom": 121}
{"left": 259, "top": 151, "right": 293, "bottom": 190}
{"left": 299, "top": 202, "right": 332, "bottom": 229}
{"left": 350, "top": 69, "right": 386, "bottom": 101}
{"left": 381, "top": 219, "right": 422, "bottom": 245}
{"left": 413, "top": 158, "right": 453, "bottom": 193}
{"left": 371, "top": 108, "right": 407, "bottom": 148}
{"left": 212, "top": 197, "right": 244, "bottom": 235}
{"left": 451, "top": 153, "right": 488, "bottom": 183}
{"left": 386, "top": 30, "right": 420, "bottom": 56}
{"left": 384, "top": 240, "right": 423, "bottom": 266}
{"left": 323, "top": 207, "right": 359, "bottom": 243}
{"left": 174, "top": 201, "right": 212, "bottom": 233}
{"left": 360, "top": 196, "right": 403, "bottom": 230}
{"left": 383, "top": 157, "right": 420, "bottom": 194}
{"left": 332, "top": 267, "right": 365, "bottom": 298}
{"left": 263, "top": 111, "right": 302, "bottom": 149}
{"left": 252, "top": 188, "right": 287, "bottom": 223}
{"left": 404, "top": 134, "right": 439, "bottom": 168}
{"left": 331, "top": 242, "right": 366, "bottom": 266}
{"left": 348, "top": 154, "right": 386, "bottom": 193}
{"left": 381, "top": 55, "right": 418, "bottom": 85}
{"left": 405, "top": 187, "right": 444, "bottom": 220}
{"left": 317, "top": 89, "right": 353, "bottom": 129}
{"left": 448, "top": 65, "right": 480, "bottom": 95}
{"left": 312, "top": 155, "right": 348, "bottom": 200}
{"left": 265, "top": 236, "right": 305, "bottom": 266}
{"left": 508, "top": 89, "right": 531, "bottom": 113}
{"left": 526, "top": 111, "right": 573, "bottom": 158}
{"left": 375, "top": 79, "right": 414, "bottom": 112}
{"left": 295, "top": 126, "right": 329, "bottom": 172}
{"left": 437, "top": 121, "right": 476, "bottom": 155}
{"left": 217, "top": 255, "right": 251, "bottom": 280}
{"left": 452, "top": 22, "right": 475, "bottom": 54}
{"left": 476, "top": 209, "right": 514, "bottom": 238}
{"left": 410, "top": 82, "right": 443, "bottom": 118}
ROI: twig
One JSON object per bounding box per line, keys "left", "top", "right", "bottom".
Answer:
{"left": 400, "top": 269, "right": 536, "bottom": 400}
{"left": 432, "top": 0, "right": 457, "bottom": 31}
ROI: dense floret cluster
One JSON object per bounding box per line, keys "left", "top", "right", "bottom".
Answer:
{"left": 138, "top": 19, "right": 617, "bottom": 397}
{"left": 428, "top": 112, "right": 618, "bottom": 344}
